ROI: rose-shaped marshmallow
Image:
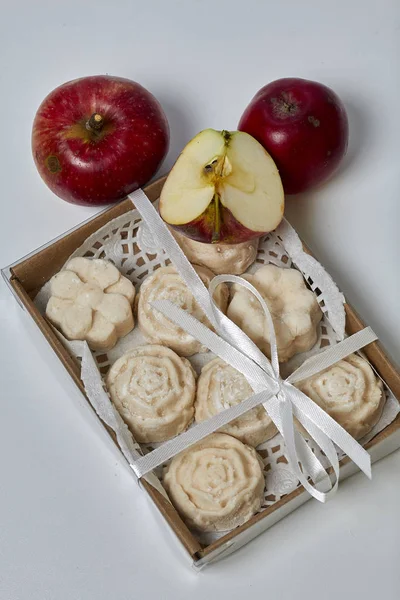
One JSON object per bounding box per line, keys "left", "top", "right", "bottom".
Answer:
{"left": 163, "top": 433, "right": 265, "bottom": 532}
{"left": 46, "top": 258, "right": 135, "bottom": 351}
{"left": 227, "top": 264, "right": 322, "bottom": 362}
{"left": 106, "top": 345, "right": 196, "bottom": 443}
{"left": 137, "top": 265, "right": 229, "bottom": 356}
{"left": 195, "top": 358, "right": 277, "bottom": 447}
{"left": 295, "top": 354, "right": 384, "bottom": 440}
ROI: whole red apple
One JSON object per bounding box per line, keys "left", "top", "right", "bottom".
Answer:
{"left": 238, "top": 78, "right": 349, "bottom": 194}
{"left": 32, "top": 75, "right": 169, "bottom": 206}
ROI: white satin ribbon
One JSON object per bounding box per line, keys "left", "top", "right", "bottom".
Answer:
{"left": 128, "top": 188, "right": 377, "bottom": 502}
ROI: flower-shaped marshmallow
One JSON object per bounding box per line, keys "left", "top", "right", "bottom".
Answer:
{"left": 46, "top": 257, "right": 135, "bottom": 351}
{"left": 227, "top": 264, "right": 322, "bottom": 362}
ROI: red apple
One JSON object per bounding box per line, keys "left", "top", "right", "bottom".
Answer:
{"left": 238, "top": 78, "right": 349, "bottom": 194}
{"left": 32, "top": 75, "right": 169, "bottom": 206}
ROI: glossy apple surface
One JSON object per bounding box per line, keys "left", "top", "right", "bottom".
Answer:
{"left": 159, "top": 129, "right": 284, "bottom": 244}
{"left": 32, "top": 75, "right": 169, "bottom": 206}
{"left": 238, "top": 78, "right": 349, "bottom": 194}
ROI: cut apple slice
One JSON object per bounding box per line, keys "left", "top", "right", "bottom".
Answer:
{"left": 159, "top": 129, "right": 284, "bottom": 244}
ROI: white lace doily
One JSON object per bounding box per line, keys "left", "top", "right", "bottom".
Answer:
{"left": 34, "top": 200, "right": 400, "bottom": 545}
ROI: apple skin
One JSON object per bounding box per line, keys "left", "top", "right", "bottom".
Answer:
{"left": 32, "top": 75, "right": 169, "bottom": 206}
{"left": 238, "top": 78, "right": 349, "bottom": 194}
{"left": 169, "top": 202, "right": 264, "bottom": 244}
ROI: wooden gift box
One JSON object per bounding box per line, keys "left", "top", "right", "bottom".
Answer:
{"left": 3, "top": 175, "right": 400, "bottom": 567}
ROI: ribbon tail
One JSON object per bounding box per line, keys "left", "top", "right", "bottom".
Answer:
{"left": 262, "top": 397, "right": 332, "bottom": 495}
{"left": 267, "top": 394, "right": 333, "bottom": 502}
{"left": 294, "top": 410, "right": 340, "bottom": 496}
{"left": 293, "top": 432, "right": 334, "bottom": 494}
{"left": 286, "top": 383, "right": 372, "bottom": 479}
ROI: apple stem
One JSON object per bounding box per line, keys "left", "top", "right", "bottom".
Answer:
{"left": 86, "top": 113, "right": 104, "bottom": 132}
{"left": 212, "top": 194, "right": 221, "bottom": 243}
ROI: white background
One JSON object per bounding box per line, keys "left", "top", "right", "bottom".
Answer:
{"left": 0, "top": 1, "right": 399, "bottom": 598}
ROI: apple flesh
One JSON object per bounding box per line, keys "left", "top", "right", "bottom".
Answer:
{"left": 32, "top": 75, "right": 169, "bottom": 206}
{"left": 159, "top": 129, "right": 284, "bottom": 244}
{"left": 238, "top": 78, "right": 349, "bottom": 194}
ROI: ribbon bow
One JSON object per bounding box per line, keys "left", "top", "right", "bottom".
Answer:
{"left": 129, "top": 189, "right": 376, "bottom": 502}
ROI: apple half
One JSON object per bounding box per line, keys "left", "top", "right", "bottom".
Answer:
{"left": 159, "top": 129, "right": 284, "bottom": 244}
